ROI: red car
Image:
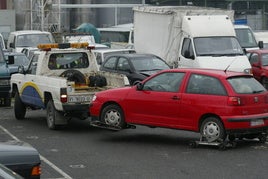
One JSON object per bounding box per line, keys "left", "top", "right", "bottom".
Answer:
{"left": 90, "top": 68, "right": 268, "bottom": 144}
{"left": 248, "top": 49, "right": 268, "bottom": 89}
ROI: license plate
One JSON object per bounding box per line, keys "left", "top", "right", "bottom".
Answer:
{"left": 250, "top": 119, "right": 264, "bottom": 126}
{"left": 68, "top": 96, "right": 91, "bottom": 103}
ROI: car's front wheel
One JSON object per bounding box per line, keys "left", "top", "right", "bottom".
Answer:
{"left": 101, "top": 104, "right": 126, "bottom": 129}
{"left": 200, "top": 117, "right": 226, "bottom": 143}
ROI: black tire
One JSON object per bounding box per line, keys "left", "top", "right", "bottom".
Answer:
{"left": 60, "top": 70, "right": 86, "bottom": 84}
{"left": 101, "top": 104, "right": 126, "bottom": 128}
{"left": 200, "top": 117, "right": 226, "bottom": 143}
{"left": 14, "top": 92, "right": 26, "bottom": 120}
{"left": 46, "top": 100, "right": 60, "bottom": 130}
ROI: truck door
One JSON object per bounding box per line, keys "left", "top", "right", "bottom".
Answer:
{"left": 20, "top": 54, "right": 44, "bottom": 108}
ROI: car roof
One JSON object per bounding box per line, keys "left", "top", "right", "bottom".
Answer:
{"left": 10, "top": 30, "right": 51, "bottom": 35}
{"left": 247, "top": 49, "right": 268, "bottom": 53}
{"left": 158, "top": 68, "right": 251, "bottom": 78}
{"left": 105, "top": 53, "right": 159, "bottom": 58}
{"left": 93, "top": 48, "right": 135, "bottom": 53}
{"left": 3, "top": 52, "right": 26, "bottom": 56}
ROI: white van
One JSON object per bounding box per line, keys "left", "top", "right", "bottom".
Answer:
{"left": 7, "top": 30, "right": 54, "bottom": 52}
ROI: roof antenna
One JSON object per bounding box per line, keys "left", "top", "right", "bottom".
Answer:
{"left": 224, "top": 58, "right": 237, "bottom": 73}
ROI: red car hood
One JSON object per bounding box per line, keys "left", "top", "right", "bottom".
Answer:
{"left": 96, "top": 86, "right": 133, "bottom": 99}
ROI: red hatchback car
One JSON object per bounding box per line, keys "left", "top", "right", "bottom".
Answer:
{"left": 248, "top": 49, "right": 268, "bottom": 89}
{"left": 89, "top": 68, "right": 268, "bottom": 144}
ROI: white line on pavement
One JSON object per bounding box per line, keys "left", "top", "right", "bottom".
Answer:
{"left": 0, "top": 125, "right": 73, "bottom": 179}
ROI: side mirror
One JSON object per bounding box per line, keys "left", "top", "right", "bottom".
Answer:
{"left": 9, "top": 42, "right": 15, "bottom": 48}
{"left": 258, "top": 41, "right": 264, "bottom": 49}
{"left": 7, "top": 56, "right": 14, "bottom": 65}
{"left": 136, "top": 82, "right": 143, "bottom": 90}
{"left": 18, "top": 66, "right": 25, "bottom": 74}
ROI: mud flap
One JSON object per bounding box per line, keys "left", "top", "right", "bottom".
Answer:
{"left": 55, "top": 111, "right": 68, "bottom": 125}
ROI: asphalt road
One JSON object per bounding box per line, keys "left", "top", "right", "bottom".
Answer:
{"left": 0, "top": 104, "right": 268, "bottom": 179}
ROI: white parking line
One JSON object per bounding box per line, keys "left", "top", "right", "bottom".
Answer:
{"left": 0, "top": 125, "right": 73, "bottom": 179}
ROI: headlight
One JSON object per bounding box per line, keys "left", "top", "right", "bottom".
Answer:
{"left": 92, "top": 95, "right": 97, "bottom": 102}
{"left": 0, "top": 79, "right": 10, "bottom": 85}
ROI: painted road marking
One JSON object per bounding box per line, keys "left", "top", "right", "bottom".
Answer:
{"left": 0, "top": 125, "right": 73, "bottom": 179}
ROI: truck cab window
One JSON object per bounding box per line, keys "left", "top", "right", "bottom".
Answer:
{"left": 181, "top": 38, "right": 194, "bottom": 59}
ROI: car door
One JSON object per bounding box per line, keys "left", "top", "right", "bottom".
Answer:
{"left": 101, "top": 56, "right": 118, "bottom": 73}
{"left": 20, "top": 54, "right": 45, "bottom": 108}
{"left": 124, "top": 72, "right": 185, "bottom": 128}
{"left": 249, "top": 52, "right": 262, "bottom": 81}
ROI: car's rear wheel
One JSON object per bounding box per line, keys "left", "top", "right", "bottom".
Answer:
{"left": 101, "top": 104, "right": 126, "bottom": 128}
{"left": 200, "top": 117, "right": 226, "bottom": 143}
{"left": 14, "top": 92, "right": 26, "bottom": 119}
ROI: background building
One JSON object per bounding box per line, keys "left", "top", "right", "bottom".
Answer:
{"left": 0, "top": 0, "right": 267, "bottom": 34}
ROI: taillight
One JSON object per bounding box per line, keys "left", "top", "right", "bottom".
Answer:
{"left": 31, "top": 165, "right": 41, "bottom": 176}
{"left": 60, "top": 88, "right": 67, "bottom": 103}
{"left": 228, "top": 97, "right": 242, "bottom": 106}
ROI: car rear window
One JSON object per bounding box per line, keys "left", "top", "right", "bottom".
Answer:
{"left": 228, "top": 76, "right": 266, "bottom": 94}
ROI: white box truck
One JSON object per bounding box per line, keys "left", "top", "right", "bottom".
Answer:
{"left": 133, "top": 6, "right": 252, "bottom": 73}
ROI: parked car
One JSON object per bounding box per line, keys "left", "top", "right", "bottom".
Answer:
{"left": 90, "top": 68, "right": 268, "bottom": 144}
{"left": 0, "top": 142, "right": 41, "bottom": 179}
{"left": 248, "top": 49, "right": 268, "bottom": 89}
{"left": 100, "top": 53, "right": 170, "bottom": 85}
{"left": 93, "top": 48, "right": 136, "bottom": 67}
{"left": 0, "top": 163, "right": 23, "bottom": 179}
{"left": 4, "top": 52, "right": 30, "bottom": 75}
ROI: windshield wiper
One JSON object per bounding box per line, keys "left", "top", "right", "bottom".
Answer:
{"left": 252, "top": 90, "right": 264, "bottom": 93}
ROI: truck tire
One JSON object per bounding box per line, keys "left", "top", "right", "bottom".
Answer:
{"left": 46, "top": 100, "right": 61, "bottom": 130}
{"left": 14, "top": 92, "right": 26, "bottom": 120}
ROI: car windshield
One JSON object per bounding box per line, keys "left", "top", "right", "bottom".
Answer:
{"left": 16, "top": 34, "right": 52, "bottom": 47}
{"left": 194, "top": 37, "right": 244, "bottom": 56}
{"left": 5, "top": 54, "right": 29, "bottom": 66}
{"left": 228, "top": 76, "right": 266, "bottom": 94}
{"left": 130, "top": 56, "right": 170, "bottom": 71}
{"left": 262, "top": 54, "right": 268, "bottom": 66}
{"left": 235, "top": 28, "right": 258, "bottom": 48}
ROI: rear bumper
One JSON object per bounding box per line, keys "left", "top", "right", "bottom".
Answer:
{"left": 226, "top": 126, "right": 268, "bottom": 135}
{"left": 224, "top": 114, "right": 268, "bottom": 134}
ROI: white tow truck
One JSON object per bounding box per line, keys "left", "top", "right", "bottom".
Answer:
{"left": 10, "top": 42, "right": 129, "bottom": 129}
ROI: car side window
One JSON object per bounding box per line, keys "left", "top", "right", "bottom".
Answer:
{"left": 117, "top": 57, "right": 130, "bottom": 71}
{"left": 249, "top": 53, "right": 259, "bottom": 65}
{"left": 103, "top": 56, "right": 117, "bottom": 70}
{"left": 186, "top": 74, "right": 226, "bottom": 95}
{"left": 27, "top": 54, "right": 39, "bottom": 75}
{"left": 143, "top": 72, "right": 185, "bottom": 92}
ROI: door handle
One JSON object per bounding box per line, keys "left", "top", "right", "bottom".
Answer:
{"left": 171, "top": 96, "right": 180, "bottom": 100}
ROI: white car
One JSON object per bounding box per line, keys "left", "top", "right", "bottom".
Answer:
{"left": 93, "top": 48, "right": 136, "bottom": 67}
